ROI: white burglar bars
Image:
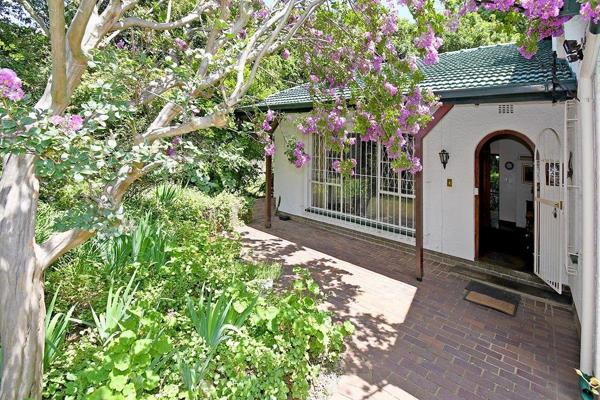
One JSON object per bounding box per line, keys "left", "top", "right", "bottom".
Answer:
{"left": 308, "top": 133, "right": 416, "bottom": 243}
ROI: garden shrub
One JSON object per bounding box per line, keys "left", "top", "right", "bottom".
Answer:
{"left": 42, "top": 185, "right": 352, "bottom": 399}
{"left": 138, "top": 186, "right": 253, "bottom": 233}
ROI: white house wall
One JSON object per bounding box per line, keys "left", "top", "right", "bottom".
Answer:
{"left": 273, "top": 114, "right": 308, "bottom": 216}
{"left": 423, "top": 102, "right": 565, "bottom": 260}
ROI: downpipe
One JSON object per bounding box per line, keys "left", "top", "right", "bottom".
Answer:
{"left": 580, "top": 23, "right": 600, "bottom": 375}
{"left": 591, "top": 22, "right": 600, "bottom": 377}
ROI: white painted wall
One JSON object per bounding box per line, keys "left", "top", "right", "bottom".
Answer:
{"left": 272, "top": 114, "right": 308, "bottom": 216}
{"left": 489, "top": 138, "right": 533, "bottom": 228}
{"left": 272, "top": 102, "right": 565, "bottom": 262}
{"left": 422, "top": 102, "right": 565, "bottom": 260}
{"left": 555, "top": 15, "right": 596, "bottom": 374}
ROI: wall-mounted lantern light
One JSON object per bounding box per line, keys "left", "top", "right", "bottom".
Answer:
{"left": 563, "top": 40, "right": 584, "bottom": 63}
{"left": 439, "top": 149, "right": 450, "bottom": 169}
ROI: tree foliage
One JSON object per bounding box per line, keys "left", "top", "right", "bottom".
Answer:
{"left": 441, "top": 12, "right": 521, "bottom": 52}
{"left": 0, "top": 22, "right": 49, "bottom": 97}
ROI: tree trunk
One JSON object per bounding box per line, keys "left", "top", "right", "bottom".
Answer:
{"left": 0, "top": 154, "right": 45, "bottom": 400}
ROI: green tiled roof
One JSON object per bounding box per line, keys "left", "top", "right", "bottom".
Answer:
{"left": 250, "top": 41, "right": 576, "bottom": 110}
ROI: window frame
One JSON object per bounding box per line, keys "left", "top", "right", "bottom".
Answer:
{"left": 306, "top": 133, "right": 416, "bottom": 240}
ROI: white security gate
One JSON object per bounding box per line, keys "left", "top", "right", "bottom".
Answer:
{"left": 534, "top": 128, "right": 565, "bottom": 293}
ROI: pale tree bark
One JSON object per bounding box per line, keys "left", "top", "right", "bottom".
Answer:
{"left": 0, "top": 0, "right": 67, "bottom": 397}
{"left": 0, "top": 0, "right": 319, "bottom": 398}
{"left": 0, "top": 155, "right": 45, "bottom": 400}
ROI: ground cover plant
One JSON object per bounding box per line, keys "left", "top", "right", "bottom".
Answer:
{"left": 40, "top": 184, "right": 354, "bottom": 399}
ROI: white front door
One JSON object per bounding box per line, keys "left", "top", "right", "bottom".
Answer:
{"left": 534, "top": 129, "right": 564, "bottom": 293}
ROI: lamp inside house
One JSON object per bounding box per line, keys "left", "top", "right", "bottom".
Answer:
{"left": 439, "top": 149, "right": 450, "bottom": 169}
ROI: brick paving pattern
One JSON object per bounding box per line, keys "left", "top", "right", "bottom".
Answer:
{"left": 239, "top": 202, "right": 580, "bottom": 400}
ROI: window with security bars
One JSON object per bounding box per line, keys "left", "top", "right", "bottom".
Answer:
{"left": 308, "top": 134, "right": 416, "bottom": 240}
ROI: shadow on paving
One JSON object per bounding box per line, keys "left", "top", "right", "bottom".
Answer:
{"left": 237, "top": 199, "right": 580, "bottom": 400}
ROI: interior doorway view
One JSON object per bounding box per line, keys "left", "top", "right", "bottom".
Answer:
{"left": 476, "top": 131, "right": 535, "bottom": 272}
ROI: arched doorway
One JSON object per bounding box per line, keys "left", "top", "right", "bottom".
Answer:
{"left": 475, "top": 130, "right": 535, "bottom": 271}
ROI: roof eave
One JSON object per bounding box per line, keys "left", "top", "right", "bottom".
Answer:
{"left": 236, "top": 102, "right": 314, "bottom": 113}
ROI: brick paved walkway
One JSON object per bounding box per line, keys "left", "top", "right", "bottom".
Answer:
{"left": 238, "top": 203, "right": 580, "bottom": 400}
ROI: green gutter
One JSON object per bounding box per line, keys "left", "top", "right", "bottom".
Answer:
{"left": 443, "top": 92, "right": 575, "bottom": 104}
{"left": 434, "top": 81, "right": 578, "bottom": 99}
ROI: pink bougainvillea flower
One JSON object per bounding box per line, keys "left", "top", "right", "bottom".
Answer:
{"left": 0, "top": 68, "right": 19, "bottom": 89}
{"left": 264, "top": 142, "right": 276, "bottom": 156}
{"left": 294, "top": 154, "right": 310, "bottom": 168}
{"left": 580, "top": 1, "right": 600, "bottom": 23}
{"left": 382, "top": 14, "right": 398, "bottom": 35}
{"left": 384, "top": 82, "right": 398, "bottom": 96}
{"left": 0, "top": 68, "right": 24, "bottom": 101}
{"left": 6, "top": 88, "right": 24, "bottom": 101}
{"left": 521, "top": 0, "right": 563, "bottom": 19}
{"left": 49, "top": 115, "right": 65, "bottom": 126}
{"left": 406, "top": 55, "right": 418, "bottom": 72}
{"left": 409, "top": 156, "right": 422, "bottom": 173}
{"left": 255, "top": 8, "right": 268, "bottom": 19}
{"left": 68, "top": 115, "right": 84, "bottom": 131}
{"left": 484, "top": 0, "right": 515, "bottom": 11}
{"left": 332, "top": 160, "right": 341, "bottom": 173}
{"left": 414, "top": 26, "right": 443, "bottom": 66}
{"left": 518, "top": 45, "right": 536, "bottom": 59}
{"left": 175, "top": 38, "right": 188, "bottom": 49}
{"left": 410, "top": 0, "right": 425, "bottom": 10}
{"left": 290, "top": 140, "right": 310, "bottom": 168}
{"left": 373, "top": 56, "right": 383, "bottom": 73}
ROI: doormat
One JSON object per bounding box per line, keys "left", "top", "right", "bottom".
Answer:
{"left": 464, "top": 281, "right": 521, "bottom": 316}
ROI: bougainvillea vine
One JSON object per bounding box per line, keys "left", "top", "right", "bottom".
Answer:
{"left": 261, "top": 0, "right": 596, "bottom": 177}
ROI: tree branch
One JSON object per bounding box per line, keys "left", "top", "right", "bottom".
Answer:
{"left": 48, "top": 0, "right": 68, "bottom": 112}
{"left": 135, "top": 73, "right": 182, "bottom": 106}
{"left": 67, "top": 0, "right": 97, "bottom": 64}
{"left": 143, "top": 111, "right": 229, "bottom": 142}
{"left": 15, "top": 0, "right": 49, "bottom": 36}
{"left": 192, "top": 1, "right": 229, "bottom": 85}
{"left": 166, "top": 0, "right": 173, "bottom": 22}
{"left": 227, "top": 0, "right": 300, "bottom": 106}
{"left": 110, "top": 5, "right": 204, "bottom": 31}
{"left": 37, "top": 229, "right": 94, "bottom": 271}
